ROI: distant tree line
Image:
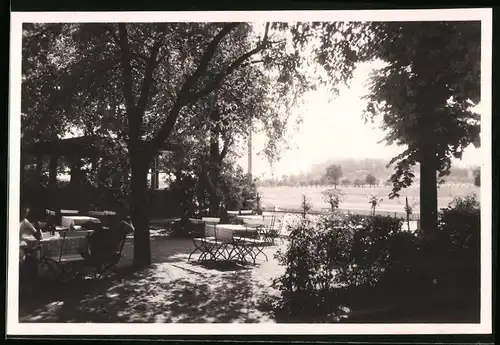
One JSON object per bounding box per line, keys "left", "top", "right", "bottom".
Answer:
{"left": 257, "top": 163, "right": 479, "bottom": 188}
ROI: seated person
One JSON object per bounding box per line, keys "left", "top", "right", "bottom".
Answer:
{"left": 20, "top": 206, "right": 42, "bottom": 241}
{"left": 19, "top": 205, "right": 42, "bottom": 264}
{"left": 83, "top": 208, "right": 134, "bottom": 264}
{"left": 108, "top": 204, "right": 135, "bottom": 235}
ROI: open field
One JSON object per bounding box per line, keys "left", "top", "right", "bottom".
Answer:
{"left": 258, "top": 184, "right": 480, "bottom": 217}
{"left": 58, "top": 174, "right": 480, "bottom": 217}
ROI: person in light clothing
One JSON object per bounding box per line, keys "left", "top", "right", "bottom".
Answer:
{"left": 19, "top": 206, "right": 42, "bottom": 261}
{"left": 19, "top": 205, "right": 43, "bottom": 296}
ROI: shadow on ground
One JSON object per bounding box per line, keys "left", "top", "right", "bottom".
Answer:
{"left": 19, "top": 236, "right": 280, "bottom": 323}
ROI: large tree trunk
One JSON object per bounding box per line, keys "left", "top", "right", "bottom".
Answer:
{"left": 419, "top": 159, "right": 438, "bottom": 235}
{"left": 130, "top": 151, "right": 152, "bottom": 268}
{"left": 208, "top": 160, "right": 221, "bottom": 217}
{"left": 36, "top": 155, "right": 43, "bottom": 184}
{"left": 208, "top": 108, "right": 222, "bottom": 217}
{"left": 419, "top": 149, "right": 439, "bottom": 288}
{"left": 419, "top": 148, "right": 438, "bottom": 236}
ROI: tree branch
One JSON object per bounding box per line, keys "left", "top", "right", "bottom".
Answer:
{"left": 220, "top": 136, "right": 230, "bottom": 160}
{"left": 151, "top": 23, "right": 240, "bottom": 152}
{"left": 137, "top": 37, "right": 164, "bottom": 113}
{"left": 117, "top": 24, "right": 136, "bottom": 117}
{"left": 226, "top": 89, "right": 253, "bottom": 111}
{"left": 241, "top": 59, "right": 265, "bottom": 67}
{"left": 189, "top": 23, "right": 272, "bottom": 101}
{"left": 105, "top": 24, "right": 120, "bottom": 45}
{"left": 179, "top": 23, "right": 241, "bottom": 99}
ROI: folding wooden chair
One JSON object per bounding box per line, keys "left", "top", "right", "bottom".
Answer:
{"left": 187, "top": 219, "right": 218, "bottom": 262}
{"left": 41, "top": 231, "right": 90, "bottom": 282}
{"left": 233, "top": 226, "right": 268, "bottom": 265}
{"left": 82, "top": 228, "right": 128, "bottom": 279}
{"left": 211, "top": 226, "right": 238, "bottom": 261}
{"left": 261, "top": 215, "right": 284, "bottom": 245}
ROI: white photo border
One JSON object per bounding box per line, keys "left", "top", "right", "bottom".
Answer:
{"left": 7, "top": 8, "right": 493, "bottom": 336}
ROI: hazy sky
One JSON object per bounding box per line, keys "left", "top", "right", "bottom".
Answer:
{"left": 236, "top": 61, "right": 482, "bottom": 179}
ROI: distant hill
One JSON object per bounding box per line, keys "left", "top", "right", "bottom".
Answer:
{"left": 257, "top": 158, "right": 477, "bottom": 186}
{"left": 309, "top": 158, "right": 397, "bottom": 182}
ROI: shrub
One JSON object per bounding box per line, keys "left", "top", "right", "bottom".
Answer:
{"left": 300, "top": 195, "right": 313, "bottom": 218}
{"left": 367, "top": 194, "right": 383, "bottom": 216}
{"left": 273, "top": 212, "right": 413, "bottom": 319}
{"left": 432, "top": 194, "right": 480, "bottom": 290}
{"left": 334, "top": 215, "right": 406, "bottom": 288}
{"left": 273, "top": 195, "right": 481, "bottom": 320}
{"left": 321, "top": 189, "right": 346, "bottom": 212}
{"left": 272, "top": 214, "right": 347, "bottom": 320}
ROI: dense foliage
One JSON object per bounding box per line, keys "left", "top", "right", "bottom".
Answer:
{"left": 22, "top": 22, "right": 369, "bottom": 266}
{"left": 273, "top": 194, "right": 480, "bottom": 321}
{"left": 22, "top": 20, "right": 481, "bottom": 267}
{"left": 433, "top": 194, "right": 480, "bottom": 290}
{"left": 365, "top": 173, "right": 378, "bottom": 187}
{"left": 361, "top": 21, "right": 481, "bottom": 235}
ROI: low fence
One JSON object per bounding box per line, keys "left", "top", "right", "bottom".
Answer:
{"left": 261, "top": 207, "right": 421, "bottom": 233}
{"left": 262, "top": 206, "right": 420, "bottom": 221}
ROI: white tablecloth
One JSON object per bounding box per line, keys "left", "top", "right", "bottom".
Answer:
{"left": 239, "top": 210, "right": 254, "bottom": 215}
{"left": 201, "top": 217, "right": 220, "bottom": 224}
{"left": 23, "top": 232, "right": 90, "bottom": 259}
{"left": 216, "top": 224, "right": 246, "bottom": 231}
{"left": 236, "top": 215, "right": 264, "bottom": 221}
{"left": 61, "top": 216, "right": 101, "bottom": 228}
{"left": 215, "top": 224, "right": 257, "bottom": 241}
{"left": 60, "top": 209, "right": 79, "bottom": 215}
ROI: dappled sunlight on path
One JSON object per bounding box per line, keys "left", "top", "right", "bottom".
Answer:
{"left": 19, "top": 238, "right": 286, "bottom": 323}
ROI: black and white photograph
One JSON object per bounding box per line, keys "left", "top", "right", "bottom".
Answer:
{"left": 7, "top": 9, "right": 492, "bottom": 335}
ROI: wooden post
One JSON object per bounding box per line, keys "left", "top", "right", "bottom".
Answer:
{"left": 154, "top": 155, "right": 160, "bottom": 190}
{"left": 150, "top": 157, "right": 157, "bottom": 190}
{"left": 36, "top": 155, "right": 43, "bottom": 183}
{"left": 70, "top": 156, "right": 82, "bottom": 185}
{"left": 49, "top": 155, "right": 58, "bottom": 187}
{"left": 247, "top": 124, "right": 252, "bottom": 184}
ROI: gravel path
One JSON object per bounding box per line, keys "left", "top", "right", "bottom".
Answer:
{"left": 19, "top": 237, "right": 285, "bottom": 323}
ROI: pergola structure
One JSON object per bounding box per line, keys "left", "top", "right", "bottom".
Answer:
{"left": 22, "top": 135, "right": 180, "bottom": 190}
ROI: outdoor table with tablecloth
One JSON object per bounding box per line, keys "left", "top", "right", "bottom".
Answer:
{"left": 60, "top": 209, "right": 79, "bottom": 215}
{"left": 215, "top": 224, "right": 257, "bottom": 239}
{"left": 202, "top": 217, "right": 220, "bottom": 237}
{"left": 21, "top": 231, "right": 94, "bottom": 281}
{"left": 61, "top": 216, "right": 101, "bottom": 228}
{"left": 236, "top": 215, "right": 265, "bottom": 222}
{"left": 24, "top": 231, "right": 93, "bottom": 259}
{"left": 214, "top": 224, "right": 267, "bottom": 264}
